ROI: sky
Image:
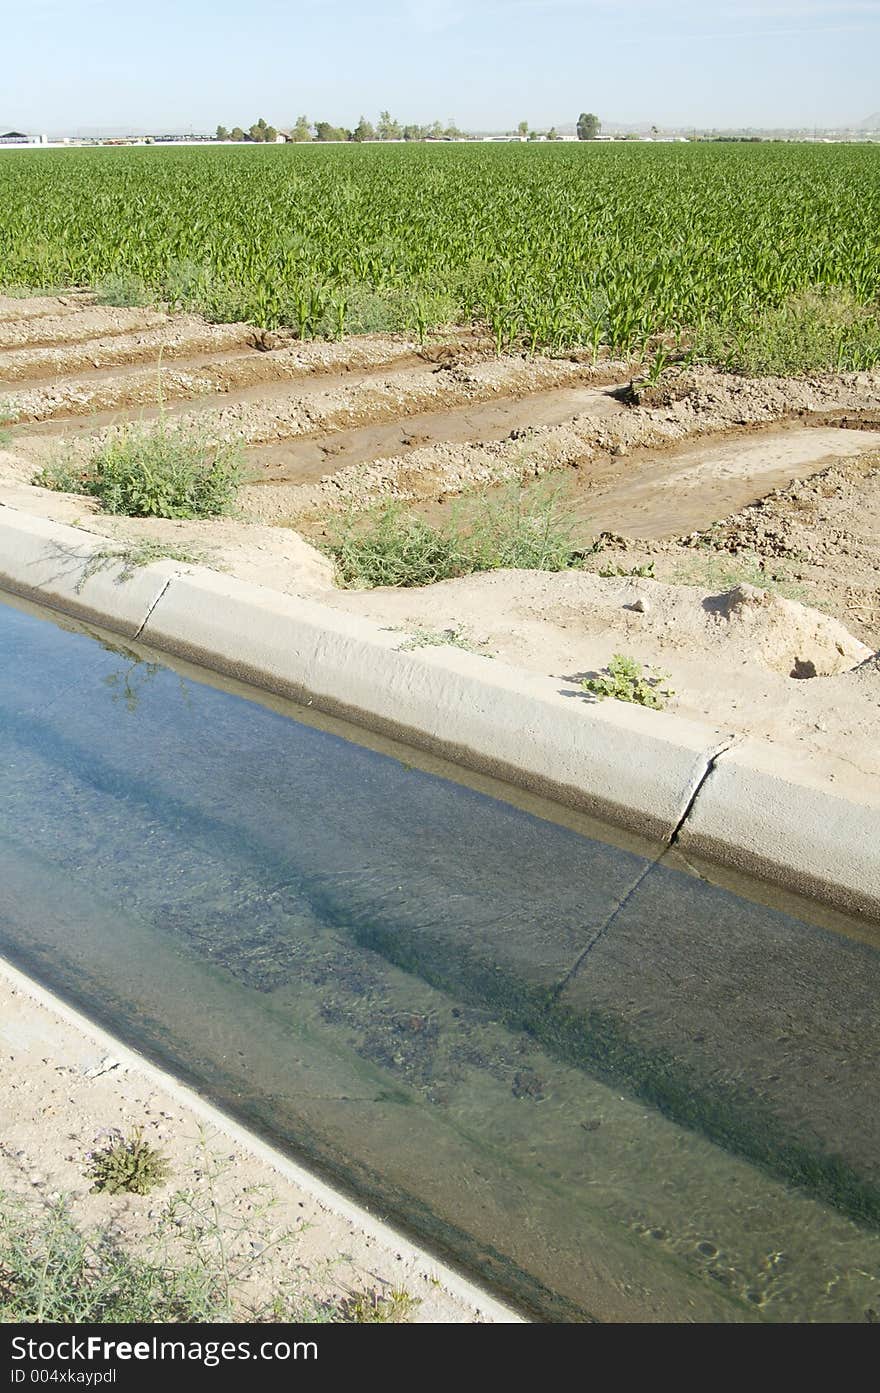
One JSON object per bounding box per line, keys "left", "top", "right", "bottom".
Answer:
{"left": 2, "top": 0, "right": 878, "bottom": 134}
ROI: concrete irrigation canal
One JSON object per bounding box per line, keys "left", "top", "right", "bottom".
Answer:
{"left": 1, "top": 590, "right": 879, "bottom": 1322}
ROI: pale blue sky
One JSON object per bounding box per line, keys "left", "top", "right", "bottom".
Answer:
{"left": 4, "top": 0, "right": 878, "bottom": 133}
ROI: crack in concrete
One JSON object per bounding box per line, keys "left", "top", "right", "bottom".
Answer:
{"left": 669, "top": 734, "right": 742, "bottom": 846}
{"left": 551, "top": 858, "right": 659, "bottom": 1000}
{"left": 132, "top": 575, "right": 171, "bottom": 641}
{"left": 552, "top": 735, "right": 742, "bottom": 999}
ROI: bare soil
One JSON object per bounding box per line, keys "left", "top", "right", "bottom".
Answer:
{"left": 0, "top": 295, "right": 877, "bottom": 783}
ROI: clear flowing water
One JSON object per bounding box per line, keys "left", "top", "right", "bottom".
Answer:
{"left": 1, "top": 591, "right": 879, "bottom": 1323}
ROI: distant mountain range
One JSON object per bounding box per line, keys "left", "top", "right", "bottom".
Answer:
{"left": 857, "top": 112, "right": 880, "bottom": 129}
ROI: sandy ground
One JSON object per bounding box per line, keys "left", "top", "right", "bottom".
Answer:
{"left": 0, "top": 967, "right": 507, "bottom": 1324}
{"left": 326, "top": 569, "right": 880, "bottom": 785}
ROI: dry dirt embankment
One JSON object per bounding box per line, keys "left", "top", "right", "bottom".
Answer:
{"left": 1, "top": 297, "right": 878, "bottom": 784}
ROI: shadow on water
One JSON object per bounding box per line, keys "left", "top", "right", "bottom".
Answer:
{"left": 1, "top": 590, "right": 879, "bottom": 1323}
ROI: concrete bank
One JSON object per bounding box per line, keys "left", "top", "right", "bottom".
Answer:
{"left": 0, "top": 955, "right": 522, "bottom": 1325}
{"left": 0, "top": 505, "right": 878, "bottom": 918}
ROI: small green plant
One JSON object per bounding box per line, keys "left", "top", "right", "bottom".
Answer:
{"left": 164, "top": 257, "right": 211, "bottom": 310}
{"left": 581, "top": 653, "right": 673, "bottom": 710}
{"left": 35, "top": 419, "right": 244, "bottom": 519}
{"left": 94, "top": 273, "right": 151, "bottom": 308}
{"left": 337, "top": 1287, "right": 419, "bottom": 1323}
{"left": 87, "top": 1127, "right": 171, "bottom": 1196}
{"left": 466, "top": 488, "right": 583, "bottom": 572}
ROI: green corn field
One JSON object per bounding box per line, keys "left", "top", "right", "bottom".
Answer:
{"left": 0, "top": 141, "right": 878, "bottom": 365}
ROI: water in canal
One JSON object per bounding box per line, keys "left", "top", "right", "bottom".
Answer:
{"left": 1, "top": 591, "right": 878, "bottom": 1322}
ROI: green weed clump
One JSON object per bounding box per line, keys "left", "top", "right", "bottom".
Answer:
{"left": 325, "top": 491, "right": 583, "bottom": 588}
{"left": 94, "top": 272, "right": 152, "bottom": 308}
{"left": 669, "top": 549, "right": 809, "bottom": 603}
{"left": 35, "top": 420, "right": 244, "bottom": 518}
{"left": 337, "top": 1288, "right": 419, "bottom": 1323}
{"left": 693, "top": 287, "right": 880, "bottom": 376}
{"left": 581, "top": 653, "right": 673, "bottom": 710}
{"left": 87, "top": 1127, "right": 171, "bottom": 1196}
{"left": 327, "top": 504, "right": 470, "bottom": 588}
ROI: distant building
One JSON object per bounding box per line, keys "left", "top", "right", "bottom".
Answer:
{"left": 0, "top": 131, "right": 47, "bottom": 145}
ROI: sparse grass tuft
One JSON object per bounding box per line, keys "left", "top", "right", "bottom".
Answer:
{"left": 581, "top": 653, "right": 673, "bottom": 710}
{"left": 34, "top": 419, "right": 244, "bottom": 519}
{"left": 0, "top": 403, "right": 18, "bottom": 446}
{"left": 87, "top": 1127, "right": 171, "bottom": 1196}
{"left": 597, "top": 560, "right": 656, "bottom": 579}
{"left": 325, "top": 491, "right": 584, "bottom": 589}
{"left": 0, "top": 1194, "right": 226, "bottom": 1322}
{"left": 0, "top": 1181, "right": 420, "bottom": 1325}
{"left": 694, "top": 287, "right": 880, "bottom": 376}
{"left": 397, "top": 625, "right": 492, "bottom": 655}
{"left": 74, "top": 540, "right": 209, "bottom": 592}
{"left": 669, "top": 549, "right": 810, "bottom": 603}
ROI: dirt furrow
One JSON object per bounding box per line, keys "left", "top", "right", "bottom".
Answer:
{"left": 0, "top": 305, "right": 169, "bottom": 351}
{"left": 0, "top": 324, "right": 487, "bottom": 393}
{"left": 0, "top": 291, "right": 96, "bottom": 323}
{"left": 245, "top": 381, "right": 626, "bottom": 487}
{"left": 0, "top": 318, "right": 262, "bottom": 385}
{"left": 0, "top": 344, "right": 449, "bottom": 422}
{"left": 261, "top": 369, "right": 880, "bottom": 525}
{"left": 12, "top": 356, "right": 623, "bottom": 465}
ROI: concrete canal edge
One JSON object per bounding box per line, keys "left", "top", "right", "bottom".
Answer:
{"left": 1, "top": 505, "right": 878, "bottom": 920}
{"left": 0, "top": 954, "right": 524, "bottom": 1325}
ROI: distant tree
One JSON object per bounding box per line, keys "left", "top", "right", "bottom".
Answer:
{"left": 352, "top": 115, "right": 376, "bottom": 142}
{"left": 289, "top": 115, "right": 312, "bottom": 142}
{"left": 230, "top": 126, "right": 245, "bottom": 142}
{"left": 527, "top": 129, "right": 542, "bottom": 141}
{"left": 215, "top": 125, "right": 230, "bottom": 141}
{"left": 577, "top": 112, "right": 601, "bottom": 140}
{"left": 264, "top": 125, "right": 278, "bottom": 142}
{"left": 444, "top": 118, "right": 461, "bottom": 139}
{"left": 546, "top": 126, "right": 560, "bottom": 140}
{"left": 248, "top": 118, "right": 271, "bottom": 142}
{"left": 517, "top": 120, "right": 528, "bottom": 138}
{"left": 314, "top": 121, "right": 347, "bottom": 141}
{"left": 427, "top": 120, "right": 444, "bottom": 139}
{"left": 377, "top": 110, "right": 402, "bottom": 140}
{"left": 402, "top": 123, "right": 426, "bottom": 141}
